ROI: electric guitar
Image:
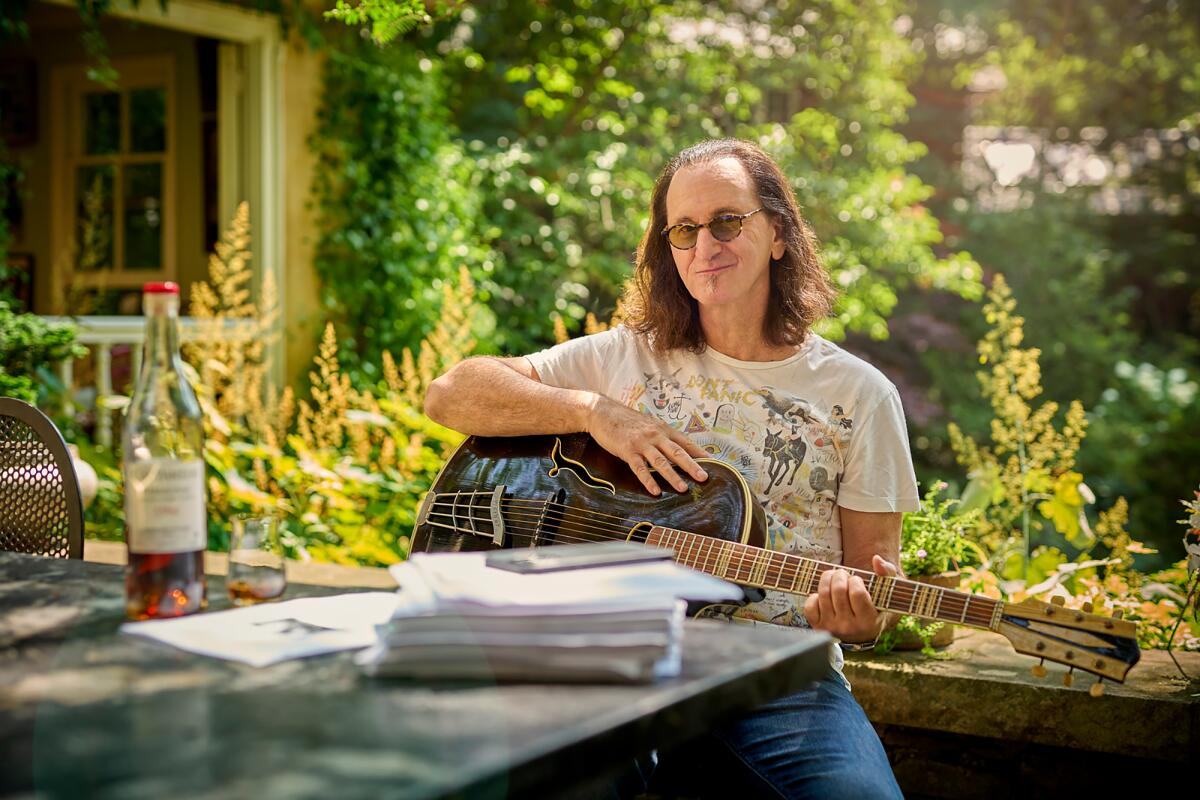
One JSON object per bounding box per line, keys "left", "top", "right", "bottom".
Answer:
{"left": 410, "top": 434, "right": 1140, "bottom": 693}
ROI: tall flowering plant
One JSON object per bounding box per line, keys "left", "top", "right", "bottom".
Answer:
{"left": 1183, "top": 487, "right": 1200, "bottom": 578}
{"left": 1168, "top": 487, "right": 1200, "bottom": 659}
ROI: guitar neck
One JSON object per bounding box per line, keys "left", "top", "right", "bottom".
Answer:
{"left": 646, "top": 526, "right": 1004, "bottom": 631}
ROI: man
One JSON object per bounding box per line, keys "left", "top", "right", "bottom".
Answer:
{"left": 425, "top": 138, "right": 917, "bottom": 797}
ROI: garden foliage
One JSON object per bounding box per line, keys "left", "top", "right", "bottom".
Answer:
{"left": 313, "top": 0, "right": 982, "bottom": 361}
{"left": 85, "top": 208, "right": 473, "bottom": 566}
{"left": 310, "top": 39, "right": 496, "bottom": 380}
{"left": 950, "top": 276, "right": 1197, "bottom": 650}
{"left": 898, "top": 482, "right": 981, "bottom": 578}
{"left": 0, "top": 302, "right": 85, "bottom": 406}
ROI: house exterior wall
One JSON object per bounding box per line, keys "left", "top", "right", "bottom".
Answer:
{"left": 5, "top": 7, "right": 206, "bottom": 315}
{"left": 6, "top": 2, "right": 326, "bottom": 391}
{"left": 280, "top": 35, "right": 323, "bottom": 389}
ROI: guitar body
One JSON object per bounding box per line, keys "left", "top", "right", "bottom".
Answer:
{"left": 411, "top": 433, "right": 768, "bottom": 555}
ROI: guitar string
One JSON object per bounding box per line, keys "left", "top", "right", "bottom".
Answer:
{"left": 422, "top": 508, "right": 998, "bottom": 629}
{"left": 427, "top": 494, "right": 983, "bottom": 616}
{"left": 422, "top": 502, "right": 996, "bottom": 628}
{"left": 425, "top": 497, "right": 981, "bottom": 618}
{"left": 431, "top": 499, "right": 1134, "bottom": 679}
{"left": 422, "top": 486, "right": 1131, "bottom": 665}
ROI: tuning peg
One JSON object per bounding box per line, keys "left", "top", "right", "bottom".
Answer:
{"left": 1051, "top": 596, "right": 1066, "bottom": 606}
{"left": 1063, "top": 668, "right": 1074, "bottom": 688}
{"left": 1113, "top": 610, "right": 1124, "bottom": 620}
{"left": 1082, "top": 601, "right": 1093, "bottom": 613}
{"left": 1090, "top": 679, "right": 1105, "bottom": 698}
{"left": 1031, "top": 659, "right": 1047, "bottom": 678}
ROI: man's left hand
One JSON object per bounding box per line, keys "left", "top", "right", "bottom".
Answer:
{"left": 803, "top": 554, "right": 899, "bottom": 643}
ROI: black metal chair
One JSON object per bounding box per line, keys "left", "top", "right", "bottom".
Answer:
{"left": 0, "top": 397, "right": 84, "bottom": 559}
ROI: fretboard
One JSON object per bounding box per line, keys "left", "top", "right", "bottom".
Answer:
{"left": 646, "top": 526, "right": 1004, "bottom": 631}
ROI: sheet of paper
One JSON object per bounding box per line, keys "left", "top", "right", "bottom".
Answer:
{"left": 120, "top": 592, "right": 401, "bottom": 667}
{"left": 389, "top": 551, "right": 742, "bottom": 615}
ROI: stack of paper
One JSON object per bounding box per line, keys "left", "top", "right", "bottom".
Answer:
{"left": 357, "top": 548, "right": 743, "bottom": 683}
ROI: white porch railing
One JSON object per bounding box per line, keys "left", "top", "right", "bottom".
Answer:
{"left": 45, "top": 316, "right": 260, "bottom": 449}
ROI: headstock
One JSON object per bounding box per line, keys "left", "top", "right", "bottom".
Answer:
{"left": 998, "top": 596, "right": 1140, "bottom": 695}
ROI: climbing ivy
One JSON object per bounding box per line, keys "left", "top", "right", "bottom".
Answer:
{"left": 308, "top": 36, "right": 496, "bottom": 382}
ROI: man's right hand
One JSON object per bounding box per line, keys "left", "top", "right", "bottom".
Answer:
{"left": 584, "top": 395, "right": 709, "bottom": 496}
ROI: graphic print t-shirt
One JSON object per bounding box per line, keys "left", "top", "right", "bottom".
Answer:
{"left": 526, "top": 325, "right": 920, "bottom": 628}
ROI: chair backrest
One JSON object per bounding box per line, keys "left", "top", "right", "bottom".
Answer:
{"left": 0, "top": 397, "right": 85, "bottom": 559}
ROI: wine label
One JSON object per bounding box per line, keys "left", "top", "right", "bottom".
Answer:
{"left": 125, "top": 458, "right": 206, "bottom": 553}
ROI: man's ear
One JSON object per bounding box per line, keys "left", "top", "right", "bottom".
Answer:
{"left": 771, "top": 220, "right": 786, "bottom": 261}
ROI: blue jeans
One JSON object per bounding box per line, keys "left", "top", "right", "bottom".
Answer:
{"left": 648, "top": 669, "right": 903, "bottom": 799}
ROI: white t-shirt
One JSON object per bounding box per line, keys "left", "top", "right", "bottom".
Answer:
{"left": 526, "top": 325, "right": 920, "bottom": 629}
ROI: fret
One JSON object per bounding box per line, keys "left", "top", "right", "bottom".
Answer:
{"left": 696, "top": 536, "right": 711, "bottom": 573}
{"left": 645, "top": 527, "right": 661, "bottom": 548}
{"left": 750, "top": 550, "right": 769, "bottom": 587}
{"left": 989, "top": 600, "right": 1003, "bottom": 631}
{"left": 960, "top": 594, "right": 970, "bottom": 623}
{"left": 788, "top": 556, "right": 803, "bottom": 593}
{"left": 746, "top": 550, "right": 761, "bottom": 586}
{"left": 933, "top": 588, "right": 944, "bottom": 620}
{"left": 873, "top": 575, "right": 894, "bottom": 609}
{"left": 929, "top": 588, "right": 942, "bottom": 618}
{"left": 907, "top": 583, "right": 919, "bottom": 614}
{"left": 716, "top": 541, "right": 734, "bottom": 581}
{"left": 682, "top": 533, "right": 695, "bottom": 568}
{"left": 868, "top": 575, "right": 881, "bottom": 606}
{"left": 734, "top": 545, "right": 750, "bottom": 584}
{"left": 885, "top": 577, "right": 896, "bottom": 610}
{"left": 800, "top": 560, "right": 818, "bottom": 594}
{"left": 768, "top": 551, "right": 784, "bottom": 589}
{"left": 922, "top": 585, "right": 938, "bottom": 618}
{"left": 764, "top": 551, "right": 776, "bottom": 587}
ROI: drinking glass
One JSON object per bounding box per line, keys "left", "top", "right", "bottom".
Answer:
{"left": 227, "top": 516, "right": 287, "bottom": 605}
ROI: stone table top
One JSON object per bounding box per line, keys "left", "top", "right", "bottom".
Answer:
{"left": 0, "top": 552, "right": 831, "bottom": 799}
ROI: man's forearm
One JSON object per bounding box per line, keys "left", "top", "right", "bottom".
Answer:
{"left": 424, "top": 357, "right": 598, "bottom": 436}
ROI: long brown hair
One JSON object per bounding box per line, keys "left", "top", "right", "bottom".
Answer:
{"left": 621, "top": 138, "right": 835, "bottom": 354}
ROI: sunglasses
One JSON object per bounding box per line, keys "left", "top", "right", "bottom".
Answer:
{"left": 661, "top": 207, "right": 764, "bottom": 250}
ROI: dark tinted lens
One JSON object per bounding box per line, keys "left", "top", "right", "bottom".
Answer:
{"left": 668, "top": 224, "right": 699, "bottom": 248}
{"left": 708, "top": 215, "right": 743, "bottom": 241}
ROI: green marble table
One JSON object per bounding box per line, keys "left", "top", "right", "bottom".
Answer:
{"left": 0, "top": 551, "right": 831, "bottom": 799}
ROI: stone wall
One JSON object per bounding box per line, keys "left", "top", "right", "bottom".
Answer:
{"left": 844, "top": 627, "right": 1198, "bottom": 797}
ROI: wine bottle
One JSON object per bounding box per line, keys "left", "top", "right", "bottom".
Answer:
{"left": 122, "top": 281, "right": 207, "bottom": 619}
